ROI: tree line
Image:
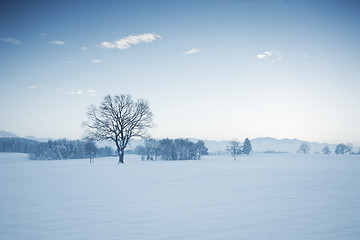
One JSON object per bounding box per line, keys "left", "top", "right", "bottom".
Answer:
{"left": 0, "top": 137, "right": 40, "bottom": 153}
{"left": 323, "top": 143, "right": 358, "bottom": 155}
{"left": 298, "top": 142, "right": 359, "bottom": 155}
{"left": 31, "top": 139, "right": 114, "bottom": 161}
{"left": 135, "top": 138, "right": 208, "bottom": 161}
{"left": 0, "top": 137, "right": 114, "bottom": 161}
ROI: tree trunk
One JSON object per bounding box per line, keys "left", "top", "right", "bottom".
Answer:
{"left": 118, "top": 148, "right": 125, "bottom": 164}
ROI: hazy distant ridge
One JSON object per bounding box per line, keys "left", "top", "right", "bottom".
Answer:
{"left": 0, "top": 130, "right": 19, "bottom": 138}
{"left": 0, "top": 130, "right": 346, "bottom": 154}
{"left": 129, "top": 137, "right": 339, "bottom": 154}
{"left": 0, "top": 130, "right": 51, "bottom": 142}
{"left": 194, "top": 137, "right": 337, "bottom": 154}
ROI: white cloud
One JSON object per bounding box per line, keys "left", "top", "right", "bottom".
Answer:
{"left": 90, "top": 59, "right": 103, "bottom": 63}
{"left": 257, "top": 50, "right": 283, "bottom": 63}
{"left": 76, "top": 89, "right": 84, "bottom": 95}
{"left": 30, "top": 84, "right": 95, "bottom": 97}
{"left": 69, "top": 88, "right": 96, "bottom": 96}
{"left": 257, "top": 54, "right": 267, "bottom": 59}
{"left": 97, "top": 33, "right": 161, "bottom": 50}
{"left": 264, "top": 51, "right": 273, "bottom": 56}
{"left": 87, "top": 89, "right": 96, "bottom": 96}
{"left": 81, "top": 46, "right": 88, "bottom": 50}
{"left": 29, "top": 85, "right": 42, "bottom": 89}
{"left": 40, "top": 33, "right": 46, "bottom": 36}
{"left": 49, "top": 40, "right": 65, "bottom": 45}
{"left": 0, "top": 37, "right": 22, "bottom": 45}
{"left": 183, "top": 48, "right": 200, "bottom": 55}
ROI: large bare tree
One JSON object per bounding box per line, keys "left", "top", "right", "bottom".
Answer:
{"left": 84, "top": 94, "right": 153, "bottom": 164}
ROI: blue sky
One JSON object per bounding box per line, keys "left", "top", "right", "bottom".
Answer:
{"left": 1, "top": 0, "right": 360, "bottom": 144}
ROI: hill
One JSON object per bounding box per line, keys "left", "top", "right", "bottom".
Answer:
{"left": 0, "top": 130, "right": 349, "bottom": 154}
{"left": 0, "top": 130, "right": 51, "bottom": 142}
{"left": 0, "top": 130, "right": 19, "bottom": 138}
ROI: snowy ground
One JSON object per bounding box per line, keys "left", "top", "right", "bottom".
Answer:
{"left": 1, "top": 153, "right": 360, "bottom": 240}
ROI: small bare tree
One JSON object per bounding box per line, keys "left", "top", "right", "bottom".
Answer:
{"left": 346, "top": 143, "right": 353, "bottom": 154}
{"left": 226, "top": 140, "right": 242, "bottom": 161}
{"left": 298, "top": 143, "right": 310, "bottom": 154}
{"left": 322, "top": 145, "right": 331, "bottom": 155}
{"left": 83, "top": 94, "right": 153, "bottom": 164}
{"left": 84, "top": 140, "right": 97, "bottom": 163}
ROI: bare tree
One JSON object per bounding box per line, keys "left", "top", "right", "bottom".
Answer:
{"left": 83, "top": 94, "right": 153, "bottom": 164}
{"left": 322, "top": 145, "right": 331, "bottom": 155}
{"left": 226, "top": 140, "right": 242, "bottom": 161}
{"left": 346, "top": 143, "right": 353, "bottom": 154}
{"left": 84, "top": 140, "right": 97, "bottom": 163}
{"left": 298, "top": 143, "right": 310, "bottom": 154}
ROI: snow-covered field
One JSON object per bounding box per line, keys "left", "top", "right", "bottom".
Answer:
{"left": 1, "top": 153, "right": 360, "bottom": 240}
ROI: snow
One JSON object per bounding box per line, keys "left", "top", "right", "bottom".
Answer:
{"left": 1, "top": 152, "right": 360, "bottom": 240}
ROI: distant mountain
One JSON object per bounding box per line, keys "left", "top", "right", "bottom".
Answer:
{"left": 189, "top": 137, "right": 341, "bottom": 154}
{"left": 24, "top": 135, "right": 51, "bottom": 143}
{"left": 0, "top": 130, "right": 51, "bottom": 142}
{"left": 0, "top": 130, "right": 19, "bottom": 138}
{"left": 251, "top": 137, "right": 337, "bottom": 154}
{"left": 125, "top": 137, "right": 339, "bottom": 154}
{"left": 0, "top": 130, "right": 345, "bottom": 154}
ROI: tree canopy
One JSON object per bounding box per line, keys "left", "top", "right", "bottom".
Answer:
{"left": 84, "top": 94, "right": 153, "bottom": 164}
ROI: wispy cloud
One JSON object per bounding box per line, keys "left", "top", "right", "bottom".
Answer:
{"left": 40, "top": 33, "right": 46, "bottom": 36}
{"left": 0, "top": 37, "right": 22, "bottom": 45}
{"left": 302, "top": 53, "right": 310, "bottom": 58}
{"left": 30, "top": 85, "right": 95, "bottom": 96}
{"left": 97, "top": 33, "right": 161, "bottom": 50}
{"left": 256, "top": 54, "right": 267, "bottom": 59}
{"left": 81, "top": 46, "right": 88, "bottom": 50}
{"left": 264, "top": 51, "right": 273, "bottom": 56}
{"left": 68, "top": 88, "right": 96, "bottom": 96}
{"left": 66, "top": 61, "right": 72, "bottom": 64}
{"left": 76, "top": 89, "right": 84, "bottom": 95}
{"left": 183, "top": 48, "right": 200, "bottom": 55}
{"left": 257, "top": 50, "right": 283, "bottom": 63}
{"left": 49, "top": 40, "right": 65, "bottom": 45}
{"left": 29, "top": 85, "right": 42, "bottom": 89}
{"left": 87, "top": 89, "right": 96, "bottom": 96}
{"left": 90, "top": 59, "right": 103, "bottom": 63}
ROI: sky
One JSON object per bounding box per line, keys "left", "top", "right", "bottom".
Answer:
{"left": 0, "top": 0, "right": 360, "bottom": 144}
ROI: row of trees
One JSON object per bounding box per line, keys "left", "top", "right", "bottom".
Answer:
{"left": 226, "top": 138, "right": 252, "bottom": 160}
{"left": 330, "top": 143, "right": 357, "bottom": 155}
{"left": 31, "top": 139, "right": 114, "bottom": 161}
{"left": 0, "top": 137, "right": 114, "bottom": 161}
{"left": 135, "top": 138, "right": 208, "bottom": 161}
{"left": 298, "top": 143, "right": 358, "bottom": 155}
{"left": 0, "top": 137, "right": 40, "bottom": 153}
